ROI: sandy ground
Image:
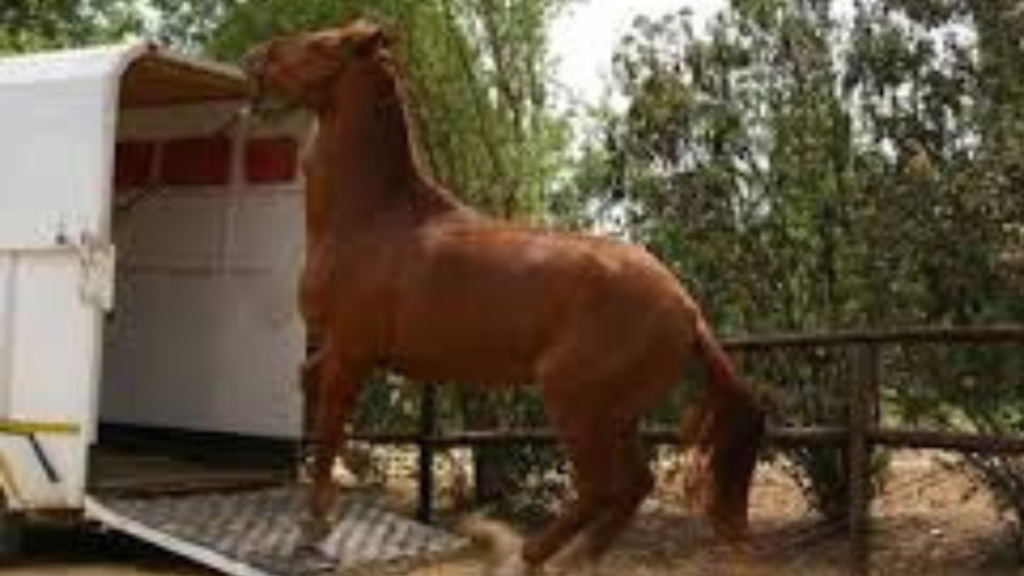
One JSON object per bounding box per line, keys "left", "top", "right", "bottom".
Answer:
{"left": 4, "top": 453, "right": 1022, "bottom": 576}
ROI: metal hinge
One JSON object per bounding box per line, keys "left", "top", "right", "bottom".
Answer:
{"left": 74, "top": 232, "right": 116, "bottom": 312}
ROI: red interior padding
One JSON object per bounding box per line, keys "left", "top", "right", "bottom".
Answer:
{"left": 245, "top": 137, "right": 299, "bottom": 184}
{"left": 160, "top": 137, "right": 233, "bottom": 186}
{"left": 114, "top": 141, "right": 156, "bottom": 192}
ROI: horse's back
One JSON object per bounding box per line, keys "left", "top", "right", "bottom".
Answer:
{"left": 385, "top": 219, "right": 698, "bottom": 389}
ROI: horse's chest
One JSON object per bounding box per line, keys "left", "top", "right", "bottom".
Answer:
{"left": 330, "top": 258, "right": 398, "bottom": 311}
{"left": 314, "top": 244, "right": 404, "bottom": 340}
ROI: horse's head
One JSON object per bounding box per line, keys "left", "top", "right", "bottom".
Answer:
{"left": 244, "top": 19, "right": 395, "bottom": 110}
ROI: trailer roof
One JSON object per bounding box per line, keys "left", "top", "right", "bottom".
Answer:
{"left": 0, "top": 42, "right": 248, "bottom": 106}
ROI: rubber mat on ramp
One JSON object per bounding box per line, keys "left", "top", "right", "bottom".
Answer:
{"left": 85, "top": 486, "right": 468, "bottom": 576}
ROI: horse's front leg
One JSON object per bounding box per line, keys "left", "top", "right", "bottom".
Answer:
{"left": 299, "top": 354, "right": 367, "bottom": 550}
{"left": 297, "top": 250, "right": 329, "bottom": 471}
{"left": 297, "top": 331, "right": 324, "bottom": 479}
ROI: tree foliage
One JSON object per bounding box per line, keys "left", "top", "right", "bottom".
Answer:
{"left": 0, "top": 0, "right": 141, "bottom": 53}
{"left": 582, "top": 0, "right": 1022, "bottom": 329}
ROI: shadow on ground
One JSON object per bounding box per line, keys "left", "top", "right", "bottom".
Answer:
{"left": 10, "top": 523, "right": 212, "bottom": 575}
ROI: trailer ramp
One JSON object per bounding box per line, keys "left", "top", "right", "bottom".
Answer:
{"left": 85, "top": 487, "right": 467, "bottom": 576}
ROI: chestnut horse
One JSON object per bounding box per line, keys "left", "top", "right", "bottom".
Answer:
{"left": 245, "top": 20, "right": 764, "bottom": 574}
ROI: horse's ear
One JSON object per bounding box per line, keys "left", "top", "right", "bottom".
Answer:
{"left": 358, "top": 24, "right": 396, "bottom": 55}
{"left": 317, "top": 20, "right": 395, "bottom": 61}
{"left": 310, "top": 30, "right": 346, "bottom": 58}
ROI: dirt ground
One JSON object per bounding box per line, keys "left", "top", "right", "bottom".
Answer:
{"left": 5, "top": 453, "right": 1022, "bottom": 576}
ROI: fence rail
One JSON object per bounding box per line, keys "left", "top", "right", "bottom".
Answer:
{"left": 353, "top": 425, "right": 1024, "bottom": 453}
{"left": 723, "top": 324, "right": 1024, "bottom": 349}
{"left": 350, "top": 324, "right": 1024, "bottom": 550}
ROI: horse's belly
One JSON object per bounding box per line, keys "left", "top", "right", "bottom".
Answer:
{"left": 391, "top": 334, "right": 540, "bottom": 386}
{"left": 387, "top": 307, "right": 543, "bottom": 386}
{"left": 392, "top": 354, "right": 533, "bottom": 388}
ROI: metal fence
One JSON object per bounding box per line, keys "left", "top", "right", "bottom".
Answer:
{"left": 351, "top": 324, "right": 1024, "bottom": 551}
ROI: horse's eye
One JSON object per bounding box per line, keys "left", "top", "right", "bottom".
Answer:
{"left": 336, "top": 41, "right": 360, "bottom": 62}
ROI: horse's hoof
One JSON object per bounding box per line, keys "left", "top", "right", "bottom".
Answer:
{"left": 287, "top": 545, "right": 336, "bottom": 575}
{"left": 574, "top": 562, "right": 606, "bottom": 576}
{"left": 297, "top": 515, "right": 332, "bottom": 552}
{"left": 489, "top": 553, "right": 535, "bottom": 576}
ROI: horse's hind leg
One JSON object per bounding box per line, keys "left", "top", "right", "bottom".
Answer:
{"left": 520, "top": 469, "right": 603, "bottom": 568}
{"left": 518, "top": 396, "right": 617, "bottom": 571}
{"left": 577, "top": 434, "right": 654, "bottom": 561}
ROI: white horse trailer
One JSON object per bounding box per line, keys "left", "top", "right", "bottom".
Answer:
{"left": 0, "top": 43, "right": 462, "bottom": 575}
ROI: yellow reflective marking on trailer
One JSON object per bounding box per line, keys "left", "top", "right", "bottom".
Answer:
{"left": 0, "top": 419, "right": 80, "bottom": 436}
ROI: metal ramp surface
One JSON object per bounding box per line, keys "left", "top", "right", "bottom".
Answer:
{"left": 84, "top": 486, "right": 468, "bottom": 576}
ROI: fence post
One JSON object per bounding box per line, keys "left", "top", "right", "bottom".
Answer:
{"left": 417, "top": 383, "right": 438, "bottom": 524}
{"left": 848, "top": 342, "right": 878, "bottom": 569}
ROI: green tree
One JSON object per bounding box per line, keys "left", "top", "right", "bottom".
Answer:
{"left": 0, "top": 0, "right": 141, "bottom": 53}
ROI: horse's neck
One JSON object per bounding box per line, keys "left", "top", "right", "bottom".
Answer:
{"left": 308, "top": 63, "right": 461, "bottom": 236}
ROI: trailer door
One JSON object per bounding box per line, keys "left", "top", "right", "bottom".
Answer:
{"left": 0, "top": 45, "right": 125, "bottom": 510}
{"left": 0, "top": 242, "right": 113, "bottom": 510}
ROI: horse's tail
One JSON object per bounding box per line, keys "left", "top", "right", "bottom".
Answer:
{"left": 680, "top": 317, "right": 765, "bottom": 543}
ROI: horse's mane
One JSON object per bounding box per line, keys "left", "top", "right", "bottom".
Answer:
{"left": 365, "top": 48, "right": 433, "bottom": 183}
{"left": 363, "top": 48, "right": 464, "bottom": 213}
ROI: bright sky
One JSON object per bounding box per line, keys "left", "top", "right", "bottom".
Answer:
{"left": 550, "top": 0, "right": 724, "bottom": 106}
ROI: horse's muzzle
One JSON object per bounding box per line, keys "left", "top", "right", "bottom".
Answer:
{"left": 240, "top": 49, "right": 299, "bottom": 119}
{"left": 241, "top": 45, "right": 272, "bottom": 107}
